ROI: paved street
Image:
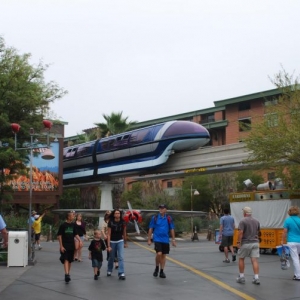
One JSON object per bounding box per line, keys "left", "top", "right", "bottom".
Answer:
{"left": 0, "top": 235, "right": 299, "bottom": 300}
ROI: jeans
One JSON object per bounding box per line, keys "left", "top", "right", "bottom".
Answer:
{"left": 108, "top": 240, "right": 124, "bottom": 274}
{"left": 287, "top": 242, "right": 300, "bottom": 278}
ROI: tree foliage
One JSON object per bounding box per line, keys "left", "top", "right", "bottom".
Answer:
{"left": 244, "top": 68, "right": 300, "bottom": 187}
{"left": 0, "top": 37, "right": 67, "bottom": 206}
{"left": 94, "top": 111, "right": 137, "bottom": 137}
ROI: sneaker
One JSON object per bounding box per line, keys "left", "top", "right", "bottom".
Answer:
{"left": 159, "top": 271, "right": 166, "bottom": 278}
{"left": 153, "top": 269, "right": 159, "bottom": 277}
{"left": 65, "top": 274, "right": 71, "bottom": 283}
{"left": 119, "top": 273, "right": 126, "bottom": 280}
{"left": 38, "top": 245, "right": 42, "bottom": 250}
{"left": 223, "top": 259, "right": 230, "bottom": 263}
{"left": 252, "top": 278, "right": 260, "bottom": 285}
{"left": 107, "top": 272, "right": 112, "bottom": 277}
{"left": 232, "top": 255, "right": 236, "bottom": 262}
{"left": 236, "top": 276, "right": 245, "bottom": 284}
{"left": 293, "top": 275, "right": 300, "bottom": 281}
{"left": 94, "top": 274, "right": 98, "bottom": 280}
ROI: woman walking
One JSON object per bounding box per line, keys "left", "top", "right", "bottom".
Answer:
{"left": 101, "top": 211, "right": 118, "bottom": 268}
{"left": 281, "top": 206, "right": 300, "bottom": 281}
{"left": 106, "top": 209, "right": 127, "bottom": 280}
{"left": 74, "top": 213, "right": 86, "bottom": 261}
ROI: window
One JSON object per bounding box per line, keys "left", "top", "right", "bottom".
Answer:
{"left": 265, "top": 113, "right": 278, "bottom": 127}
{"left": 167, "top": 181, "right": 173, "bottom": 188}
{"left": 76, "top": 143, "right": 93, "bottom": 157}
{"left": 265, "top": 98, "right": 278, "bottom": 106}
{"left": 129, "top": 129, "right": 149, "bottom": 144}
{"left": 239, "top": 118, "right": 251, "bottom": 131}
{"left": 100, "top": 141, "right": 109, "bottom": 151}
{"left": 200, "top": 114, "right": 215, "bottom": 124}
{"left": 239, "top": 102, "right": 251, "bottom": 111}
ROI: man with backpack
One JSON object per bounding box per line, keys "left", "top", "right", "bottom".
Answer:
{"left": 147, "top": 204, "right": 176, "bottom": 279}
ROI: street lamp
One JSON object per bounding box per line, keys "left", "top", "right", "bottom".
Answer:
{"left": 11, "top": 120, "right": 55, "bottom": 264}
{"left": 190, "top": 183, "right": 199, "bottom": 235}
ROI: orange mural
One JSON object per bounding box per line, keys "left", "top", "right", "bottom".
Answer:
{"left": 5, "top": 167, "right": 59, "bottom": 192}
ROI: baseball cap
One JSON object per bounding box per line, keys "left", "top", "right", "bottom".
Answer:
{"left": 158, "top": 204, "right": 168, "bottom": 209}
{"left": 32, "top": 210, "right": 37, "bottom": 215}
{"left": 242, "top": 206, "right": 252, "bottom": 214}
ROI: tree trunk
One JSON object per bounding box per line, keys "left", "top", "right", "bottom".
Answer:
{"left": 80, "top": 186, "right": 99, "bottom": 209}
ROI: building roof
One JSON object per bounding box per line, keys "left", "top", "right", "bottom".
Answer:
{"left": 214, "top": 87, "right": 282, "bottom": 107}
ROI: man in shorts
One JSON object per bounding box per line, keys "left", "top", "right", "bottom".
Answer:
{"left": 0, "top": 214, "right": 8, "bottom": 249}
{"left": 236, "top": 206, "right": 261, "bottom": 285}
{"left": 147, "top": 204, "right": 176, "bottom": 279}
{"left": 219, "top": 208, "right": 236, "bottom": 262}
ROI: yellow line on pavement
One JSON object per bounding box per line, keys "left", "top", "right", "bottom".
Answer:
{"left": 132, "top": 240, "right": 255, "bottom": 300}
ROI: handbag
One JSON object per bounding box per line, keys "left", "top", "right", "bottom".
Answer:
{"left": 280, "top": 245, "right": 290, "bottom": 270}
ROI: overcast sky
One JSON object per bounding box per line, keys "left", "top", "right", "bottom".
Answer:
{"left": 1, "top": 0, "right": 300, "bottom": 137}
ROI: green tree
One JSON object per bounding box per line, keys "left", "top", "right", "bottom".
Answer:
{"left": 94, "top": 111, "right": 137, "bottom": 137}
{"left": 0, "top": 37, "right": 67, "bottom": 209}
{"left": 244, "top": 68, "right": 300, "bottom": 188}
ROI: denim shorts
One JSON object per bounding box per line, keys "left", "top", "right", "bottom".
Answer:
{"left": 92, "top": 259, "right": 102, "bottom": 268}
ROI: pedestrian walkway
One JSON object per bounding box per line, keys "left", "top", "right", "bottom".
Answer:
{"left": 0, "top": 236, "right": 298, "bottom": 300}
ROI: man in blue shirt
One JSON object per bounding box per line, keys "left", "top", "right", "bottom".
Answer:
{"left": 147, "top": 204, "right": 176, "bottom": 278}
{"left": 219, "top": 208, "right": 236, "bottom": 263}
{"left": 0, "top": 214, "right": 8, "bottom": 248}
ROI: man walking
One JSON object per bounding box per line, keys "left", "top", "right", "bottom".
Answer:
{"left": 219, "top": 208, "right": 236, "bottom": 263}
{"left": 57, "top": 211, "right": 83, "bottom": 283}
{"left": 236, "top": 206, "right": 261, "bottom": 285}
{"left": 0, "top": 214, "right": 8, "bottom": 249}
{"left": 147, "top": 204, "right": 176, "bottom": 279}
{"left": 32, "top": 211, "right": 46, "bottom": 250}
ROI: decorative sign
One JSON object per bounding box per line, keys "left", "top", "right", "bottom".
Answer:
{"left": 5, "top": 142, "right": 59, "bottom": 192}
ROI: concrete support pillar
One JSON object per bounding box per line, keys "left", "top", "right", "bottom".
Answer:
{"left": 98, "top": 182, "right": 114, "bottom": 228}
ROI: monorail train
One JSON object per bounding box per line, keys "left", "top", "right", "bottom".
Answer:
{"left": 63, "top": 120, "right": 210, "bottom": 185}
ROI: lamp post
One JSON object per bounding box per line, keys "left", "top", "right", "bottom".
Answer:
{"left": 190, "top": 183, "right": 199, "bottom": 235}
{"left": 11, "top": 121, "right": 55, "bottom": 264}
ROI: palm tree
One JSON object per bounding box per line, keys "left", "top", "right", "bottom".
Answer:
{"left": 94, "top": 111, "right": 137, "bottom": 137}
{"left": 76, "top": 112, "right": 137, "bottom": 208}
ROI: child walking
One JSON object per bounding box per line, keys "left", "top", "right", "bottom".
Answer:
{"left": 88, "top": 229, "right": 107, "bottom": 280}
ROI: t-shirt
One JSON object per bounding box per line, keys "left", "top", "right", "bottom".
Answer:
{"left": 88, "top": 239, "right": 106, "bottom": 261}
{"left": 108, "top": 219, "right": 125, "bottom": 242}
{"left": 283, "top": 216, "right": 300, "bottom": 243}
{"left": 32, "top": 217, "right": 43, "bottom": 234}
{"left": 238, "top": 216, "right": 260, "bottom": 244}
{"left": 0, "top": 215, "right": 6, "bottom": 231}
{"left": 149, "top": 214, "right": 175, "bottom": 244}
{"left": 220, "top": 215, "right": 235, "bottom": 236}
{"left": 57, "top": 221, "right": 79, "bottom": 250}
{"left": 74, "top": 221, "right": 86, "bottom": 237}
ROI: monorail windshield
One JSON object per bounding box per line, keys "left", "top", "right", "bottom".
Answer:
{"left": 163, "top": 121, "right": 208, "bottom": 137}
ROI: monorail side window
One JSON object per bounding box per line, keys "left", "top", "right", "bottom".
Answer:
{"left": 108, "top": 139, "right": 116, "bottom": 149}
{"left": 65, "top": 148, "right": 77, "bottom": 158}
{"left": 136, "top": 129, "right": 150, "bottom": 143}
{"left": 76, "top": 143, "right": 94, "bottom": 157}
{"left": 101, "top": 141, "right": 109, "bottom": 151}
{"left": 129, "top": 133, "right": 138, "bottom": 144}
